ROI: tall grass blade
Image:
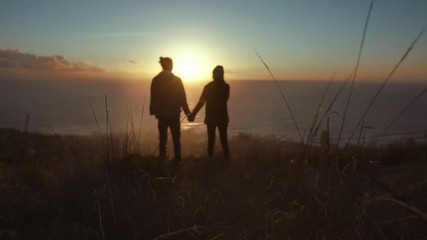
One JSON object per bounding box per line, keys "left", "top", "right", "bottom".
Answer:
{"left": 88, "top": 96, "right": 104, "bottom": 140}
{"left": 104, "top": 85, "right": 113, "bottom": 165}
{"left": 336, "top": 0, "right": 375, "bottom": 147}
{"left": 308, "top": 73, "right": 353, "bottom": 148}
{"left": 254, "top": 49, "right": 305, "bottom": 145}
{"left": 380, "top": 87, "right": 427, "bottom": 138}
{"left": 137, "top": 94, "right": 146, "bottom": 149}
{"left": 95, "top": 196, "right": 105, "bottom": 240}
{"left": 356, "top": 120, "right": 365, "bottom": 147}
{"left": 344, "top": 23, "right": 427, "bottom": 148}
{"left": 126, "top": 99, "right": 137, "bottom": 151}
{"left": 306, "top": 73, "right": 335, "bottom": 143}
{"left": 372, "top": 196, "right": 427, "bottom": 223}
{"left": 102, "top": 85, "right": 117, "bottom": 223}
{"left": 262, "top": 74, "right": 352, "bottom": 155}
{"left": 299, "top": 75, "right": 351, "bottom": 159}
{"left": 365, "top": 168, "right": 427, "bottom": 223}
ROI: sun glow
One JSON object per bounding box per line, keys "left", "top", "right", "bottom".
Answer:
{"left": 172, "top": 48, "right": 211, "bottom": 83}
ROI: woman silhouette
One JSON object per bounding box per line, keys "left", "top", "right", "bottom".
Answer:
{"left": 189, "top": 66, "right": 230, "bottom": 159}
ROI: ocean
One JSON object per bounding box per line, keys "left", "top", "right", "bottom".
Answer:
{"left": 1, "top": 78, "right": 426, "bottom": 144}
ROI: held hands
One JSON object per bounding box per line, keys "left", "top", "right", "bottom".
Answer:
{"left": 187, "top": 112, "right": 196, "bottom": 122}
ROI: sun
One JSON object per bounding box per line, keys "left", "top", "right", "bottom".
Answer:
{"left": 171, "top": 48, "right": 211, "bottom": 83}
{"left": 174, "top": 58, "right": 204, "bottom": 82}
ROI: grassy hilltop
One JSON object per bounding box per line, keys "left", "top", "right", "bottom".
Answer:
{"left": 0, "top": 128, "right": 426, "bottom": 239}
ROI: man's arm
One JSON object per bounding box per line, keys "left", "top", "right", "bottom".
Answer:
{"left": 178, "top": 78, "right": 190, "bottom": 115}
{"left": 149, "top": 78, "right": 157, "bottom": 116}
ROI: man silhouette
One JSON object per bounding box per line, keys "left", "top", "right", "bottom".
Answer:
{"left": 188, "top": 65, "right": 230, "bottom": 159}
{"left": 150, "top": 57, "right": 190, "bottom": 162}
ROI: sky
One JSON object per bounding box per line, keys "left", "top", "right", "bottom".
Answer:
{"left": 0, "top": 0, "right": 426, "bottom": 83}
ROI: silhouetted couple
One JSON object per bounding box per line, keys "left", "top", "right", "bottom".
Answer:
{"left": 150, "top": 57, "right": 229, "bottom": 164}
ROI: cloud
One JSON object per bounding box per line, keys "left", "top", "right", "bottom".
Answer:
{"left": 0, "top": 49, "right": 103, "bottom": 72}
{"left": 85, "top": 32, "right": 158, "bottom": 38}
{"left": 128, "top": 59, "right": 137, "bottom": 65}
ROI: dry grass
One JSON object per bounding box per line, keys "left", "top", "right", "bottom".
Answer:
{"left": 0, "top": 128, "right": 426, "bottom": 239}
